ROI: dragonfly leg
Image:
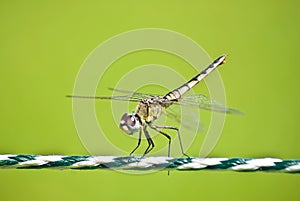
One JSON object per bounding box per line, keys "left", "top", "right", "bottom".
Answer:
{"left": 129, "top": 128, "right": 142, "bottom": 156}
{"left": 148, "top": 124, "right": 171, "bottom": 158}
{"left": 142, "top": 126, "right": 154, "bottom": 157}
{"left": 150, "top": 125, "right": 190, "bottom": 158}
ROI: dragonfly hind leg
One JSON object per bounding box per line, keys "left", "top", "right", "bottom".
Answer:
{"left": 149, "top": 124, "right": 171, "bottom": 157}
{"left": 150, "top": 124, "right": 190, "bottom": 158}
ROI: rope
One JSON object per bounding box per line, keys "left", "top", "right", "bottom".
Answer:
{"left": 0, "top": 154, "right": 299, "bottom": 173}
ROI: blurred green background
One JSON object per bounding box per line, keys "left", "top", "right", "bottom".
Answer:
{"left": 0, "top": 0, "right": 299, "bottom": 200}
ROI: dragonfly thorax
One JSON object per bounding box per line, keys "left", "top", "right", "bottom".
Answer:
{"left": 135, "top": 99, "right": 164, "bottom": 123}
{"left": 119, "top": 99, "right": 164, "bottom": 135}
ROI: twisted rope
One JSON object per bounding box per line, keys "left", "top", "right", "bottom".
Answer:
{"left": 0, "top": 154, "right": 299, "bottom": 173}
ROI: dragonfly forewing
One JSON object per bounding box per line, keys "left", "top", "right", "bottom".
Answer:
{"left": 66, "top": 95, "right": 141, "bottom": 102}
{"left": 100, "top": 88, "right": 243, "bottom": 115}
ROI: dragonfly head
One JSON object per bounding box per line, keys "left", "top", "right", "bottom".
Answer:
{"left": 119, "top": 112, "right": 141, "bottom": 135}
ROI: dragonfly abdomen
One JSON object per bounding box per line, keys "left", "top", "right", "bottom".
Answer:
{"left": 163, "top": 55, "right": 227, "bottom": 102}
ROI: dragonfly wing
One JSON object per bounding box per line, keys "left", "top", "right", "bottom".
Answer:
{"left": 161, "top": 104, "right": 206, "bottom": 132}
{"left": 68, "top": 88, "right": 162, "bottom": 102}
{"left": 176, "top": 94, "right": 244, "bottom": 114}
{"left": 108, "top": 88, "right": 159, "bottom": 99}
{"left": 66, "top": 95, "right": 141, "bottom": 102}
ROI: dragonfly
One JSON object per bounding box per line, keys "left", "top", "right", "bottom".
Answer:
{"left": 67, "top": 55, "right": 242, "bottom": 158}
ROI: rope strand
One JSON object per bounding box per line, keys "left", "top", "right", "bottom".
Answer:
{"left": 0, "top": 154, "right": 299, "bottom": 173}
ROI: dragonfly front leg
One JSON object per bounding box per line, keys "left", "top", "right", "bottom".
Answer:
{"left": 142, "top": 126, "right": 154, "bottom": 157}
{"left": 149, "top": 124, "right": 190, "bottom": 158}
{"left": 129, "top": 128, "right": 142, "bottom": 156}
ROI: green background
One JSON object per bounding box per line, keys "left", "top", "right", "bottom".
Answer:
{"left": 0, "top": 1, "right": 299, "bottom": 200}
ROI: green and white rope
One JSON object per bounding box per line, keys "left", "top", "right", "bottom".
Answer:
{"left": 1, "top": 154, "right": 299, "bottom": 173}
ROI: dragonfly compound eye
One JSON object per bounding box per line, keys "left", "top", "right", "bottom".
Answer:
{"left": 119, "top": 113, "right": 141, "bottom": 135}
